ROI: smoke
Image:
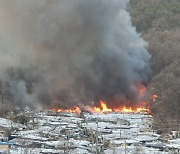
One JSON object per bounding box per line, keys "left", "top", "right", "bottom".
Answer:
{"left": 0, "top": 0, "right": 151, "bottom": 108}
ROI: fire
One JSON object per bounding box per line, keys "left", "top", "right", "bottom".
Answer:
{"left": 50, "top": 98, "right": 154, "bottom": 114}
{"left": 93, "top": 101, "right": 151, "bottom": 114}
{"left": 51, "top": 102, "right": 151, "bottom": 114}
{"left": 152, "top": 95, "right": 158, "bottom": 102}
{"left": 50, "top": 85, "right": 157, "bottom": 114}
{"left": 52, "top": 106, "right": 81, "bottom": 114}
{"left": 94, "top": 101, "right": 112, "bottom": 113}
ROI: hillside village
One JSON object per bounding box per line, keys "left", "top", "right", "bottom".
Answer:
{"left": 0, "top": 109, "right": 179, "bottom": 153}
{"left": 0, "top": 1, "right": 179, "bottom": 153}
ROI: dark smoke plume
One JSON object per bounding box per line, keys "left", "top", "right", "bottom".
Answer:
{"left": 0, "top": 0, "right": 151, "bottom": 108}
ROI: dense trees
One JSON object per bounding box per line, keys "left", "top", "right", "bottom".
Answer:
{"left": 130, "top": 0, "right": 180, "bottom": 132}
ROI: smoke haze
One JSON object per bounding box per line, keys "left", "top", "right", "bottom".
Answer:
{"left": 0, "top": 0, "right": 151, "bottom": 108}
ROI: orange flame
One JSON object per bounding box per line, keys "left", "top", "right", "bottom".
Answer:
{"left": 93, "top": 100, "right": 150, "bottom": 113}
{"left": 52, "top": 106, "right": 81, "bottom": 114}
{"left": 50, "top": 85, "right": 157, "bottom": 114}
{"left": 94, "top": 100, "right": 112, "bottom": 113}
{"left": 152, "top": 95, "right": 158, "bottom": 102}
{"left": 51, "top": 100, "right": 151, "bottom": 114}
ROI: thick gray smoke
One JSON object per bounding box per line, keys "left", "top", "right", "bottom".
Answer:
{"left": 0, "top": 0, "right": 151, "bottom": 108}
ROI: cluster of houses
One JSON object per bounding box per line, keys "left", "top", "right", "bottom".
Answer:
{"left": 0, "top": 108, "right": 179, "bottom": 153}
{"left": 0, "top": 127, "right": 18, "bottom": 153}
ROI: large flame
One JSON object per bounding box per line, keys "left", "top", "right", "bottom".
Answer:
{"left": 51, "top": 101, "right": 151, "bottom": 114}
{"left": 93, "top": 101, "right": 112, "bottom": 113}
{"left": 50, "top": 85, "right": 157, "bottom": 114}
{"left": 93, "top": 100, "right": 151, "bottom": 114}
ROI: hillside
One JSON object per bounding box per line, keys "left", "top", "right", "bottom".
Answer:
{"left": 130, "top": 0, "right": 180, "bottom": 132}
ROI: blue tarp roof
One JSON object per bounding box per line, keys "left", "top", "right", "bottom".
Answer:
{"left": 0, "top": 142, "right": 16, "bottom": 145}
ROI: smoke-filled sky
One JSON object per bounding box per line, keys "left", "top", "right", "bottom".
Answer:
{"left": 0, "top": 0, "right": 151, "bottom": 108}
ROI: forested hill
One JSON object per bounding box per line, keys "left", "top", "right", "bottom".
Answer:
{"left": 130, "top": 0, "right": 180, "bottom": 132}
